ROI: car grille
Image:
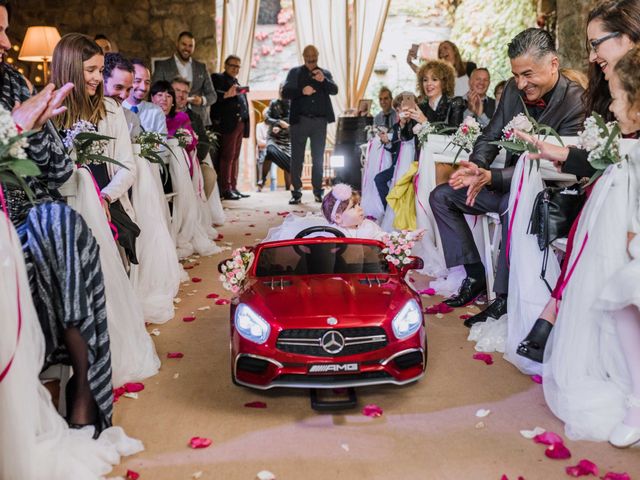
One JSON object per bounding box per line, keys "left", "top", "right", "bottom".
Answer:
{"left": 276, "top": 327, "right": 388, "bottom": 357}
{"left": 275, "top": 371, "right": 392, "bottom": 384}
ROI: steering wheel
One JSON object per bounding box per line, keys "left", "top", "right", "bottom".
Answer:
{"left": 293, "top": 226, "right": 347, "bottom": 257}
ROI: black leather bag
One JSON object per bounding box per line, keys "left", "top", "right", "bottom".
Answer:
{"left": 528, "top": 183, "right": 585, "bottom": 290}
{"left": 109, "top": 200, "right": 140, "bottom": 265}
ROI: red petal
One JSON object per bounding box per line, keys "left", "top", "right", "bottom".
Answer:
{"left": 472, "top": 353, "right": 494, "bottom": 365}
{"left": 183, "top": 265, "right": 194, "bottom": 270}
{"left": 183, "top": 316, "right": 196, "bottom": 322}
{"left": 264, "top": 211, "right": 270, "bottom": 214}
{"left": 277, "top": 211, "right": 289, "bottom": 216}
{"left": 216, "top": 234, "right": 224, "bottom": 240}
{"left": 545, "top": 442, "right": 571, "bottom": 459}
{"left": 124, "top": 382, "right": 145, "bottom": 393}
{"left": 565, "top": 459, "right": 598, "bottom": 477}
{"left": 192, "top": 277, "right": 202, "bottom": 283}
{"left": 167, "top": 352, "right": 184, "bottom": 359}
{"left": 126, "top": 470, "right": 140, "bottom": 480}
{"left": 215, "top": 299, "right": 231, "bottom": 305}
{"left": 113, "top": 386, "right": 126, "bottom": 402}
{"left": 424, "top": 305, "right": 439, "bottom": 314}
{"left": 249, "top": 224, "right": 256, "bottom": 227}
{"left": 533, "top": 431, "right": 564, "bottom": 445}
{"left": 206, "top": 293, "right": 220, "bottom": 299}
{"left": 420, "top": 288, "right": 436, "bottom": 296}
{"left": 460, "top": 314, "right": 472, "bottom": 320}
{"left": 244, "top": 401, "right": 267, "bottom": 408}
{"left": 531, "top": 374, "right": 543, "bottom": 384}
{"left": 362, "top": 404, "right": 383, "bottom": 417}
{"left": 437, "top": 303, "right": 454, "bottom": 313}
{"left": 188, "top": 436, "right": 212, "bottom": 449}
{"left": 602, "top": 473, "right": 631, "bottom": 480}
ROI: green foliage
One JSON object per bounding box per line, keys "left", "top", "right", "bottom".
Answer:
{"left": 451, "top": 0, "right": 537, "bottom": 89}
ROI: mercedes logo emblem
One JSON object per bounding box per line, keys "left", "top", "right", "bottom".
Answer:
{"left": 321, "top": 330, "right": 345, "bottom": 354}
{"left": 326, "top": 317, "right": 338, "bottom": 325}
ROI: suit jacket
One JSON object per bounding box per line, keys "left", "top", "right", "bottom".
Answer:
{"left": 209, "top": 72, "right": 250, "bottom": 137}
{"left": 152, "top": 56, "right": 216, "bottom": 126}
{"left": 471, "top": 74, "right": 585, "bottom": 192}
{"left": 282, "top": 65, "right": 338, "bottom": 125}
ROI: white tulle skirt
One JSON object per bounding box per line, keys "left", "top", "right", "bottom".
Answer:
{"left": 361, "top": 138, "right": 392, "bottom": 222}
{"left": 544, "top": 162, "right": 631, "bottom": 441}
{"left": 67, "top": 168, "right": 160, "bottom": 387}
{"left": 129, "top": 149, "right": 181, "bottom": 324}
{"left": 202, "top": 152, "right": 226, "bottom": 226}
{"left": 0, "top": 214, "right": 143, "bottom": 480}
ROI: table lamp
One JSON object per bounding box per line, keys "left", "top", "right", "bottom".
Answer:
{"left": 18, "top": 26, "right": 61, "bottom": 83}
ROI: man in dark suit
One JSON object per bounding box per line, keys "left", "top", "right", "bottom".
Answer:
{"left": 210, "top": 55, "right": 250, "bottom": 200}
{"left": 282, "top": 44, "right": 339, "bottom": 204}
{"left": 152, "top": 31, "right": 216, "bottom": 127}
{"left": 429, "top": 28, "right": 585, "bottom": 327}
{"left": 464, "top": 67, "right": 496, "bottom": 128}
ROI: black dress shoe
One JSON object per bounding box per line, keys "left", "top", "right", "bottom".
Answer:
{"left": 232, "top": 189, "right": 250, "bottom": 198}
{"left": 314, "top": 194, "right": 323, "bottom": 203}
{"left": 222, "top": 190, "right": 241, "bottom": 200}
{"left": 516, "top": 318, "right": 553, "bottom": 363}
{"left": 288, "top": 197, "right": 302, "bottom": 205}
{"left": 464, "top": 296, "right": 507, "bottom": 328}
{"left": 444, "top": 276, "right": 486, "bottom": 308}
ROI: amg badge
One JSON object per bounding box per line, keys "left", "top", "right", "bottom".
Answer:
{"left": 308, "top": 363, "right": 359, "bottom": 374}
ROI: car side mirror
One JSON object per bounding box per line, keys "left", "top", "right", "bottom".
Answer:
{"left": 400, "top": 256, "right": 424, "bottom": 275}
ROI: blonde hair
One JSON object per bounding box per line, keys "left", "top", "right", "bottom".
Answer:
{"left": 615, "top": 46, "right": 640, "bottom": 113}
{"left": 438, "top": 40, "right": 465, "bottom": 77}
{"left": 417, "top": 60, "right": 456, "bottom": 98}
{"left": 51, "top": 33, "right": 106, "bottom": 129}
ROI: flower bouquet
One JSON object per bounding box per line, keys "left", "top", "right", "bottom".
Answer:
{"left": 63, "top": 120, "right": 126, "bottom": 169}
{"left": 134, "top": 130, "right": 172, "bottom": 173}
{"left": 446, "top": 116, "right": 481, "bottom": 164}
{"left": 0, "top": 105, "right": 39, "bottom": 201}
{"left": 577, "top": 112, "right": 621, "bottom": 184}
{"left": 174, "top": 128, "right": 194, "bottom": 150}
{"left": 220, "top": 247, "right": 255, "bottom": 293}
{"left": 200, "top": 129, "right": 219, "bottom": 154}
{"left": 381, "top": 230, "right": 419, "bottom": 267}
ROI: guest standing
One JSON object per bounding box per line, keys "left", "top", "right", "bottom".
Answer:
{"left": 283, "top": 44, "right": 338, "bottom": 204}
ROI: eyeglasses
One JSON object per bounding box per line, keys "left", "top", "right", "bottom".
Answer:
{"left": 226, "top": 63, "right": 241, "bottom": 69}
{"left": 588, "top": 31, "right": 621, "bottom": 54}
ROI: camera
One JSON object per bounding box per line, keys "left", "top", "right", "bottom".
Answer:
{"left": 236, "top": 85, "right": 250, "bottom": 94}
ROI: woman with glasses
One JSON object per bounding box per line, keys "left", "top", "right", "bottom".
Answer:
{"left": 513, "top": 0, "right": 640, "bottom": 364}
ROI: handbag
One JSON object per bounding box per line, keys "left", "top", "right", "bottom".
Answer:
{"left": 528, "top": 183, "right": 585, "bottom": 291}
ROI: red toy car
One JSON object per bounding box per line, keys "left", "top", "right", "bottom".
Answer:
{"left": 228, "top": 226, "right": 427, "bottom": 391}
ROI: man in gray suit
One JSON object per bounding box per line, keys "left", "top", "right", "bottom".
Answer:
{"left": 429, "top": 28, "right": 585, "bottom": 327}
{"left": 153, "top": 31, "right": 216, "bottom": 126}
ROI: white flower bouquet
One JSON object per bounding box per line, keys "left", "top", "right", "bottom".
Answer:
{"left": 577, "top": 113, "right": 621, "bottom": 183}
{"left": 219, "top": 247, "right": 255, "bottom": 293}
{"left": 174, "top": 127, "right": 194, "bottom": 149}
{"left": 63, "top": 120, "right": 125, "bottom": 168}
{"left": 412, "top": 121, "right": 437, "bottom": 145}
{"left": 202, "top": 130, "right": 219, "bottom": 154}
{"left": 381, "top": 230, "right": 419, "bottom": 267}
{"left": 0, "top": 105, "right": 39, "bottom": 200}
{"left": 447, "top": 116, "right": 481, "bottom": 163}
{"left": 134, "top": 130, "right": 171, "bottom": 172}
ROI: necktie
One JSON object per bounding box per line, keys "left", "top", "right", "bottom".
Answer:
{"left": 384, "top": 113, "right": 391, "bottom": 129}
{"left": 524, "top": 98, "right": 546, "bottom": 108}
{"left": 130, "top": 105, "right": 139, "bottom": 114}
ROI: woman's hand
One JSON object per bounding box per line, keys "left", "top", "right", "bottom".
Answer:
{"left": 11, "top": 83, "right": 73, "bottom": 131}
{"left": 100, "top": 194, "right": 111, "bottom": 222}
{"left": 408, "top": 107, "right": 427, "bottom": 124}
{"left": 513, "top": 129, "right": 570, "bottom": 170}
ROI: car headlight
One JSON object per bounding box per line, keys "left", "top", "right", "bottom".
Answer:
{"left": 234, "top": 304, "right": 271, "bottom": 344}
{"left": 392, "top": 299, "right": 422, "bottom": 339}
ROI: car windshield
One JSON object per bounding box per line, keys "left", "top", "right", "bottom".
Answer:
{"left": 254, "top": 242, "right": 390, "bottom": 276}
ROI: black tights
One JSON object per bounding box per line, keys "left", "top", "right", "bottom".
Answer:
{"left": 63, "top": 327, "right": 98, "bottom": 426}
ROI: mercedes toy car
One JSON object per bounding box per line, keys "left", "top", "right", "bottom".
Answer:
{"left": 226, "top": 226, "right": 427, "bottom": 390}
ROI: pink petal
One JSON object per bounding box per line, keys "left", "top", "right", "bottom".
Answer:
{"left": 192, "top": 277, "right": 202, "bottom": 283}
{"left": 188, "top": 436, "right": 213, "bottom": 449}
{"left": 126, "top": 470, "right": 140, "bottom": 480}
{"left": 124, "top": 382, "right": 145, "bottom": 393}
{"left": 437, "top": 303, "right": 454, "bottom": 313}
{"left": 602, "top": 473, "right": 631, "bottom": 480}
{"left": 460, "top": 314, "right": 472, "bottom": 320}
{"left": 531, "top": 374, "right": 543, "bottom": 384}
{"left": 533, "top": 431, "right": 564, "bottom": 445}
{"left": 423, "top": 288, "right": 436, "bottom": 295}
{"left": 472, "top": 353, "right": 494, "bottom": 365}
{"left": 183, "top": 265, "right": 194, "bottom": 270}
{"left": 565, "top": 459, "right": 598, "bottom": 477}
{"left": 113, "top": 386, "right": 126, "bottom": 402}
{"left": 264, "top": 211, "right": 270, "bottom": 214}
{"left": 362, "top": 404, "right": 383, "bottom": 417}
{"left": 206, "top": 293, "right": 219, "bottom": 299}
{"left": 183, "top": 316, "right": 196, "bottom": 322}
{"left": 216, "top": 234, "right": 224, "bottom": 240}
{"left": 215, "top": 299, "right": 231, "bottom": 305}
{"left": 545, "top": 442, "right": 571, "bottom": 459}
{"left": 244, "top": 401, "right": 267, "bottom": 408}
{"left": 277, "top": 211, "right": 290, "bottom": 216}
{"left": 167, "top": 352, "right": 184, "bottom": 359}
{"left": 424, "top": 305, "right": 439, "bottom": 314}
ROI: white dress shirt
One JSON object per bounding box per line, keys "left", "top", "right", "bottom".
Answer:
{"left": 123, "top": 99, "right": 168, "bottom": 136}
{"left": 174, "top": 54, "right": 193, "bottom": 83}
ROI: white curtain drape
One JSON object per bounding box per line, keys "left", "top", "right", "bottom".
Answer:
{"left": 219, "top": 0, "right": 259, "bottom": 85}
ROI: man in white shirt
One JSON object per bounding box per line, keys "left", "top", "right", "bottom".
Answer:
{"left": 152, "top": 31, "right": 216, "bottom": 126}
{"left": 463, "top": 68, "right": 496, "bottom": 128}
{"left": 124, "top": 59, "right": 168, "bottom": 137}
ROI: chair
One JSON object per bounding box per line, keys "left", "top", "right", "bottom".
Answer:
{"left": 480, "top": 213, "right": 501, "bottom": 302}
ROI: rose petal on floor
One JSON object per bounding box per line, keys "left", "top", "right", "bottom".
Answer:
{"left": 545, "top": 442, "right": 571, "bottom": 459}
{"left": 173, "top": 373, "right": 180, "bottom": 379}
{"left": 206, "top": 293, "right": 220, "bottom": 299}
{"left": 475, "top": 408, "right": 491, "bottom": 418}
{"left": 150, "top": 328, "right": 161, "bottom": 336}
{"left": 418, "top": 288, "right": 436, "bottom": 296}
{"left": 123, "top": 392, "right": 139, "bottom": 400}
{"left": 173, "top": 297, "right": 182, "bottom": 303}
{"left": 460, "top": 314, "right": 472, "bottom": 320}
{"left": 533, "top": 431, "right": 564, "bottom": 445}
{"left": 192, "top": 277, "right": 202, "bottom": 283}
{"left": 520, "top": 427, "right": 545, "bottom": 439}
{"left": 472, "top": 353, "right": 494, "bottom": 365}
{"left": 362, "top": 404, "right": 383, "bottom": 417}
{"left": 126, "top": 470, "right": 140, "bottom": 480}
{"left": 216, "top": 234, "right": 224, "bottom": 240}
{"left": 245, "top": 233, "right": 252, "bottom": 236}
{"left": 183, "top": 265, "right": 194, "bottom": 270}
{"left": 565, "top": 459, "right": 598, "bottom": 477}
{"left": 197, "top": 306, "right": 211, "bottom": 311}
{"left": 244, "top": 401, "right": 267, "bottom": 408}
{"left": 256, "top": 471, "right": 276, "bottom": 480}
{"left": 124, "top": 382, "right": 145, "bottom": 393}
{"left": 183, "top": 316, "right": 196, "bottom": 322}
{"left": 167, "top": 352, "right": 184, "bottom": 359}
{"left": 249, "top": 224, "right": 256, "bottom": 227}
{"left": 192, "top": 472, "right": 203, "bottom": 479}
{"left": 188, "top": 436, "right": 212, "bottom": 449}
{"left": 341, "top": 443, "right": 350, "bottom": 451}
{"left": 215, "top": 299, "right": 231, "bottom": 305}
{"left": 531, "top": 374, "right": 543, "bottom": 384}
{"left": 601, "top": 473, "right": 631, "bottom": 480}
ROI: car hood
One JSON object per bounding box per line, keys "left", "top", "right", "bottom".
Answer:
{"left": 244, "top": 275, "right": 413, "bottom": 326}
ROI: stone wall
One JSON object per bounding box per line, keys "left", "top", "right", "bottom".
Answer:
{"left": 10, "top": 0, "right": 217, "bottom": 71}
{"left": 556, "top": 0, "right": 595, "bottom": 71}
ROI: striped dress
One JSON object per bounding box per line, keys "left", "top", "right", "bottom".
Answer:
{"left": 0, "top": 64, "right": 113, "bottom": 431}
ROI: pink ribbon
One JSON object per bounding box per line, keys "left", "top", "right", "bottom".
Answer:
{"left": 505, "top": 161, "right": 526, "bottom": 265}
{"left": 82, "top": 166, "right": 119, "bottom": 241}
{"left": 554, "top": 233, "right": 589, "bottom": 301}
{"left": 0, "top": 184, "right": 23, "bottom": 384}
{"left": 413, "top": 173, "right": 429, "bottom": 218}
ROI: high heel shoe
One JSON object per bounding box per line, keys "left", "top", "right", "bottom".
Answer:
{"left": 516, "top": 318, "right": 553, "bottom": 363}
{"left": 609, "top": 396, "right": 640, "bottom": 448}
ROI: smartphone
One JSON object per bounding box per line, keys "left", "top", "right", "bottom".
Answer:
{"left": 410, "top": 43, "right": 420, "bottom": 59}
{"left": 401, "top": 94, "right": 417, "bottom": 111}
{"left": 236, "top": 85, "right": 250, "bottom": 94}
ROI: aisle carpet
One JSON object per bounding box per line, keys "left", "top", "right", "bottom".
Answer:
{"left": 111, "top": 190, "right": 639, "bottom": 480}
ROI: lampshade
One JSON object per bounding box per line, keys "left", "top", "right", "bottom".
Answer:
{"left": 18, "top": 26, "right": 61, "bottom": 62}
